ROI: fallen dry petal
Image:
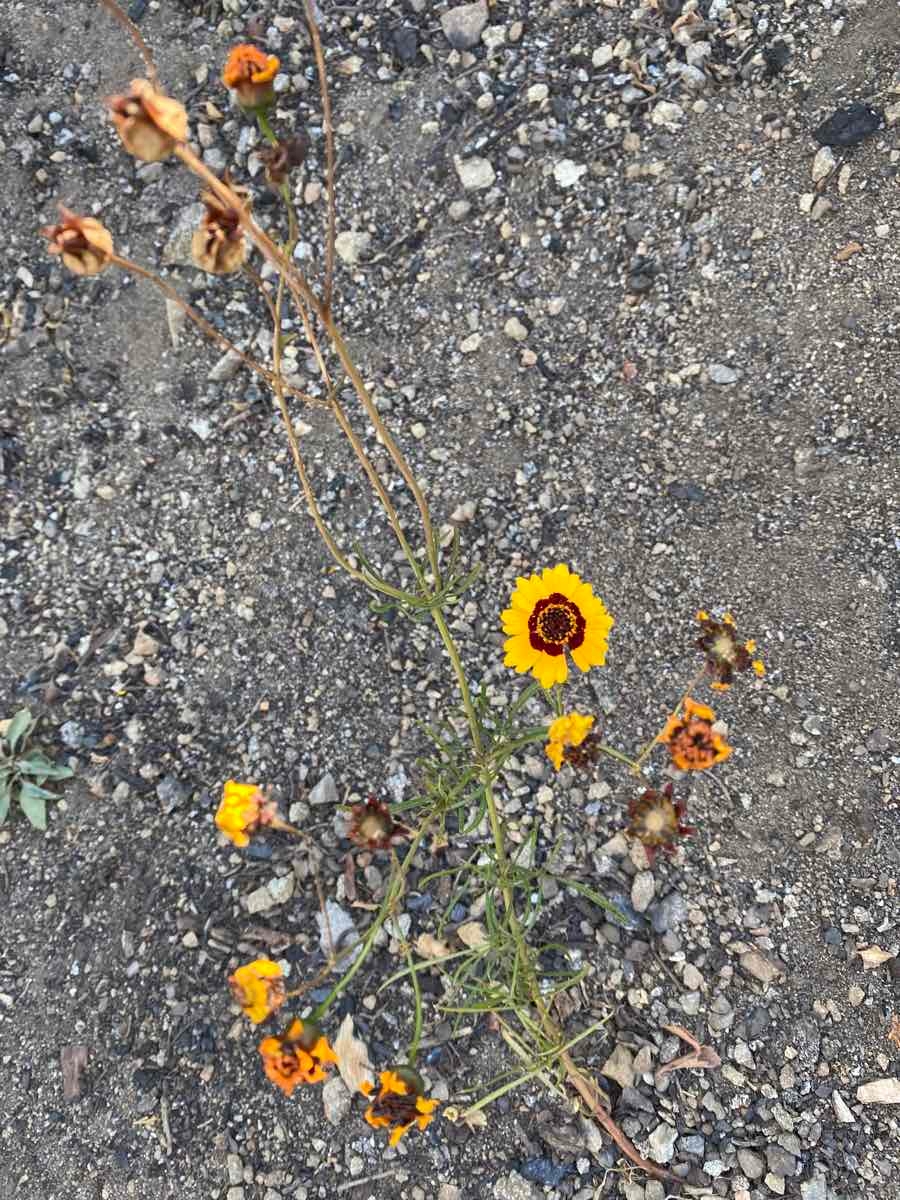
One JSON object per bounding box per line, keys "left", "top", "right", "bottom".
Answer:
{"left": 835, "top": 241, "right": 863, "bottom": 262}
{"left": 332, "top": 1013, "right": 373, "bottom": 1094}
{"left": 655, "top": 1025, "right": 721, "bottom": 1083}
{"left": 61, "top": 1044, "right": 89, "bottom": 1101}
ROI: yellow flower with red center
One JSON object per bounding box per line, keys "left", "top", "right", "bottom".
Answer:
{"left": 223, "top": 44, "right": 280, "bottom": 109}
{"left": 360, "top": 1068, "right": 439, "bottom": 1146}
{"left": 626, "top": 783, "right": 694, "bottom": 865}
{"left": 258, "top": 1018, "right": 339, "bottom": 1095}
{"left": 41, "top": 206, "right": 114, "bottom": 276}
{"left": 228, "top": 958, "right": 286, "bottom": 1024}
{"left": 107, "top": 79, "right": 188, "bottom": 162}
{"left": 695, "top": 610, "right": 765, "bottom": 690}
{"left": 660, "top": 697, "right": 732, "bottom": 771}
{"left": 545, "top": 712, "right": 595, "bottom": 770}
{"left": 501, "top": 564, "right": 614, "bottom": 689}
{"left": 215, "top": 779, "right": 275, "bottom": 847}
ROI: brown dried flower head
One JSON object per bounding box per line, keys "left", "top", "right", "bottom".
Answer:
{"left": 192, "top": 181, "right": 251, "bottom": 275}
{"left": 41, "top": 206, "right": 114, "bottom": 276}
{"left": 695, "top": 610, "right": 764, "bottom": 691}
{"left": 107, "top": 79, "right": 188, "bottom": 162}
{"left": 260, "top": 133, "right": 309, "bottom": 189}
{"left": 348, "top": 796, "right": 408, "bottom": 851}
{"left": 626, "top": 783, "right": 694, "bottom": 866}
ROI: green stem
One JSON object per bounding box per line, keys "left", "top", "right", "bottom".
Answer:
{"left": 405, "top": 945, "right": 423, "bottom": 1067}
{"left": 597, "top": 743, "right": 641, "bottom": 771}
{"left": 311, "top": 824, "right": 428, "bottom": 1021}
{"left": 431, "top": 609, "right": 482, "bottom": 756}
{"left": 631, "top": 663, "right": 707, "bottom": 775}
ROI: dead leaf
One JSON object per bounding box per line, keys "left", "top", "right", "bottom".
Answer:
{"left": 416, "top": 932, "right": 450, "bottom": 959}
{"left": 457, "top": 921, "right": 489, "bottom": 949}
{"left": 342, "top": 853, "right": 357, "bottom": 905}
{"left": 333, "top": 1013, "right": 373, "bottom": 1094}
{"left": 859, "top": 946, "right": 895, "bottom": 970}
{"left": 621, "top": 360, "right": 639, "bottom": 382}
{"left": 835, "top": 241, "right": 863, "bottom": 262}
{"left": 887, "top": 1016, "right": 900, "bottom": 1050}
{"left": 61, "top": 1044, "right": 89, "bottom": 1101}
{"left": 655, "top": 1024, "right": 721, "bottom": 1085}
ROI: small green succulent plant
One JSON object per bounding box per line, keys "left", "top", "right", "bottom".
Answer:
{"left": 0, "top": 709, "right": 74, "bottom": 830}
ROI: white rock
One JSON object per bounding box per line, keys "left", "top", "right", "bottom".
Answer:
{"left": 708, "top": 363, "right": 739, "bottom": 385}
{"left": 832, "top": 1089, "right": 856, "bottom": 1123}
{"left": 553, "top": 158, "right": 587, "bottom": 188}
{"left": 648, "top": 1121, "right": 677, "bottom": 1163}
{"left": 856, "top": 1078, "right": 900, "bottom": 1105}
{"left": 318, "top": 900, "right": 360, "bottom": 966}
{"left": 592, "top": 45, "right": 613, "bottom": 68}
{"left": 267, "top": 874, "right": 295, "bottom": 906}
{"left": 504, "top": 316, "right": 528, "bottom": 342}
{"left": 650, "top": 101, "right": 684, "bottom": 127}
{"left": 455, "top": 155, "right": 495, "bottom": 190}
{"left": 322, "top": 1075, "right": 352, "bottom": 1127}
{"left": 601, "top": 1043, "right": 634, "bottom": 1089}
{"left": 631, "top": 871, "right": 655, "bottom": 913}
{"left": 448, "top": 199, "right": 471, "bottom": 221}
{"left": 884, "top": 102, "right": 900, "bottom": 127}
{"left": 811, "top": 145, "right": 836, "bottom": 183}
{"left": 459, "top": 332, "right": 482, "bottom": 353}
{"left": 309, "top": 772, "right": 338, "bottom": 806}
{"left": 334, "top": 231, "right": 371, "bottom": 265}
{"left": 527, "top": 83, "right": 549, "bottom": 104}
{"left": 440, "top": 1, "right": 488, "bottom": 50}
{"left": 244, "top": 886, "right": 275, "bottom": 915}
{"left": 208, "top": 347, "right": 245, "bottom": 383}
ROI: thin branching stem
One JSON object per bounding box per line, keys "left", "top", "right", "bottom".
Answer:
{"left": 632, "top": 663, "right": 707, "bottom": 774}
{"left": 302, "top": 0, "right": 337, "bottom": 314}
{"left": 98, "top": 0, "right": 160, "bottom": 89}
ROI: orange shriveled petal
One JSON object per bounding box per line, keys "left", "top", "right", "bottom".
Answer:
{"left": 362, "top": 1068, "right": 439, "bottom": 1145}
{"left": 228, "top": 957, "right": 285, "bottom": 1023}
{"left": 258, "top": 1018, "right": 338, "bottom": 1094}
{"left": 223, "top": 44, "right": 280, "bottom": 108}
{"left": 215, "top": 779, "right": 275, "bottom": 847}
{"left": 660, "top": 698, "right": 732, "bottom": 771}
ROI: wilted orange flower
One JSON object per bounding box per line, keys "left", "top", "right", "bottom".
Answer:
{"left": 258, "top": 1018, "right": 338, "bottom": 1095}
{"left": 107, "top": 79, "right": 188, "bottom": 162}
{"left": 192, "top": 182, "right": 250, "bottom": 275}
{"left": 545, "top": 712, "right": 596, "bottom": 770}
{"left": 41, "top": 206, "right": 114, "bottom": 276}
{"left": 223, "top": 44, "right": 279, "bottom": 109}
{"left": 660, "top": 698, "right": 732, "bottom": 771}
{"left": 627, "top": 782, "right": 694, "bottom": 866}
{"left": 215, "top": 779, "right": 275, "bottom": 847}
{"left": 228, "top": 957, "right": 286, "bottom": 1024}
{"left": 360, "top": 1068, "right": 439, "bottom": 1146}
{"left": 696, "top": 610, "right": 764, "bottom": 690}
{"left": 348, "top": 796, "right": 408, "bottom": 850}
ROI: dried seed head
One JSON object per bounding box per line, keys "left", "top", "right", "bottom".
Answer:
{"left": 42, "top": 206, "right": 114, "bottom": 276}
{"left": 107, "top": 79, "right": 188, "bottom": 162}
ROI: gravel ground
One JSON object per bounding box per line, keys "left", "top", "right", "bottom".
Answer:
{"left": 1, "top": 1, "right": 899, "bottom": 1199}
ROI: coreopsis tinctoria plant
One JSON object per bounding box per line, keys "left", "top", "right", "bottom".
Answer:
{"left": 45, "top": 1, "right": 769, "bottom": 1181}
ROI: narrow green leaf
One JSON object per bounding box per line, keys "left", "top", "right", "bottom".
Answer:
{"left": 20, "top": 781, "right": 58, "bottom": 801}
{"left": 18, "top": 756, "right": 73, "bottom": 780}
{"left": 18, "top": 787, "right": 47, "bottom": 830}
{"left": 0, "top": 782, "right": 11, "bottom": 824}
{"left": 5, "top": 709, "right": 34, "bottom": 753}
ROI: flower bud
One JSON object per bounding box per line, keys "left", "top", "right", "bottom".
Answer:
{"left": 223, "top": 44, "right": 279, "bottom": 111}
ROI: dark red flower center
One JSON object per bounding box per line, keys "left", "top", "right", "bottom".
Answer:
{"left": 528, "top": 594, "right": 585, "bottom": 656}
{"left": 372, "top": 1091, "right": 418, "bottom": 1126}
